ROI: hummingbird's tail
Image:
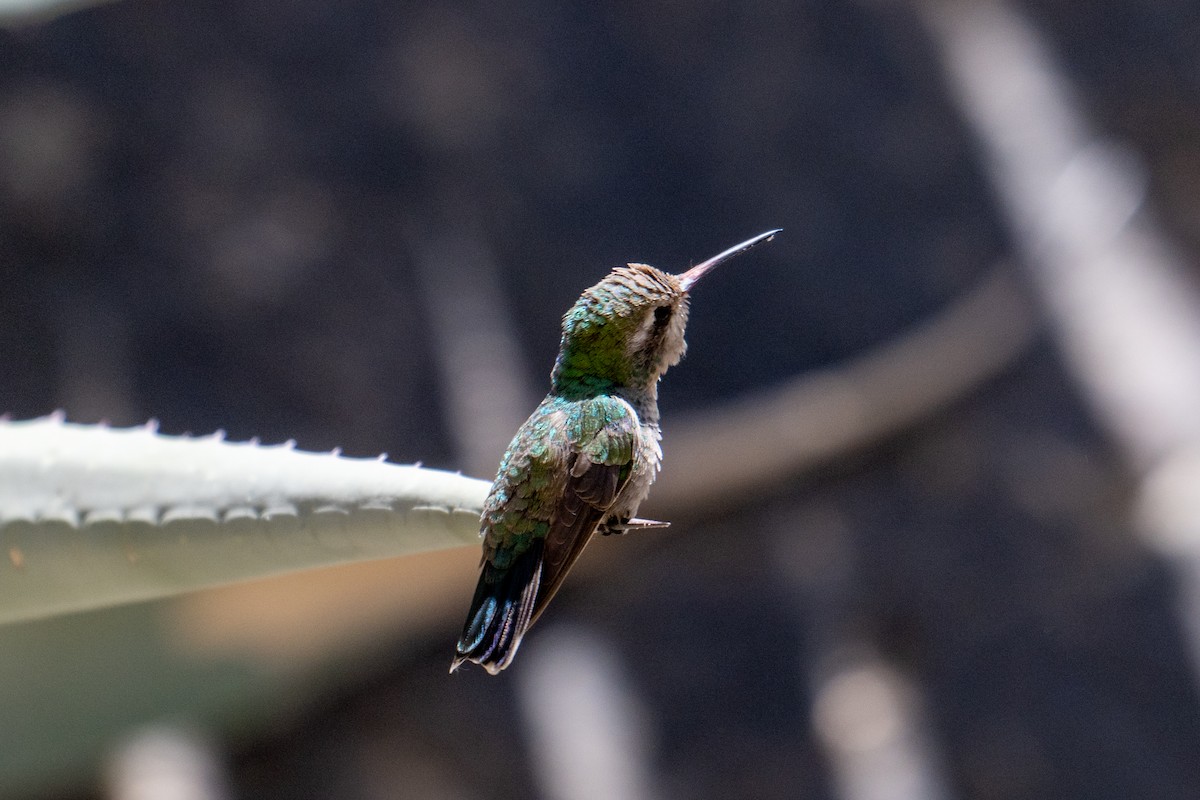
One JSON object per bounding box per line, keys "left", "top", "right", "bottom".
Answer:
{"left": 450, "top": 539, "right": 544, "bottom": 675}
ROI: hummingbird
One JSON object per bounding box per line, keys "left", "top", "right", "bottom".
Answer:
{"left": 451, "top": 230, "right": 780, "bottom": 675}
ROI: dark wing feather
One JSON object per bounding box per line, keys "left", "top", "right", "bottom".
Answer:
{"left": 571, "top": 450, "right": 621, "bottom": 506}
{"left": 529, "top": 453, "right": 626, "bottom": 626}
{"left": 451, "top": 538, "right": 544, "bottom": 674}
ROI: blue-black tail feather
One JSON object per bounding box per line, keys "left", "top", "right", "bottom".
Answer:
{"left": 451, "top": 539, "right": 544, "bottom": 675}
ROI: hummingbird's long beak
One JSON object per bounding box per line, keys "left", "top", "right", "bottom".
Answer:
{"left": 677, "top": 229, "right": 781, "bottom": 292}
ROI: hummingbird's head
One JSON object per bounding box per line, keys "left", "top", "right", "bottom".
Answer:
{"left": 551, "top": 264, "right": 691, "bottom": 396}
{"left": 550, "top": 230, "right": 780, "bottom": 397}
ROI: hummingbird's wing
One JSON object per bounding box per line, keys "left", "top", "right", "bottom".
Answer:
{"left": 529, "top": 443, "right": 632, "bottom": 627}
{"left": 452, "top": 397, "right": 638, "bottom": 674}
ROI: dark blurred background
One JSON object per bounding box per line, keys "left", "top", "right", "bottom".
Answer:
{"left": 2, "top": 0, "right": 1200, "bottom": 798}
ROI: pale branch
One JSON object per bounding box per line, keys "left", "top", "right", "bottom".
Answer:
{"left": 916, "top": 0, "right": 1200, "bottom": 683}
{"left": 651, "top": 265, "right": 1037, "bottom": 513}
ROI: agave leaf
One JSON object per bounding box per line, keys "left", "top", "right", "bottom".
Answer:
{"left": 0, "top": 0, "right": 118, "bottom": 26}
{"left": 0, "top": 415, "right": 488, "bottom": 624}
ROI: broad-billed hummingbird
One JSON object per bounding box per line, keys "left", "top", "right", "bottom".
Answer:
{"left": 451, "top": 230, "right": 780, "bottom": 674}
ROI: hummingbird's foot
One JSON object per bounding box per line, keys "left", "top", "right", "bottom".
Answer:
{"left": 603, "top": 517, "right": 671, "bottom": 535}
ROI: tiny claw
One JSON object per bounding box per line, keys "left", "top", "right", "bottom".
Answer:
{"left": 604, "top": 517, "right": 671, "bottom": 535}
{"left": 627, "top": 517, "right": 670, "bottom": 529}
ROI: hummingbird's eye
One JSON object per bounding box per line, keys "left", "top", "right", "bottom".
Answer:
{"left": 653, "top": 305, "right": 672, "bottom": 325}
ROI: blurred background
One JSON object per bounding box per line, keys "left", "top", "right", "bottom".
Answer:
{"left": 2, "top": 0, "right": 1200, "bottom": 797}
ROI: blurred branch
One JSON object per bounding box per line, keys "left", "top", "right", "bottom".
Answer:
{"left": 652, "top": 264, "right": 1036, "bottom": 512}
{"left": 774, "top": 502, "right": 952, "bottom": 800}
{"left": 916, "top": 0, "right": 1200, "bottom": 677}
{"left": 516, "top": 626, "right": 662, "bottom": 800}
{"left": 917, "top": 0, "right": 1200, "bottom": 469}
{"left": 812, "top": 654, "right": 951, "bottom": 800}
{"left": 107, "top": 727, "right": 230, "bottom": 800}
{"left": 0, "top": 414, "right": 488, "bottom": 625}
{"left": 408, "top": 221, "right": 537, "bottom": 478}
